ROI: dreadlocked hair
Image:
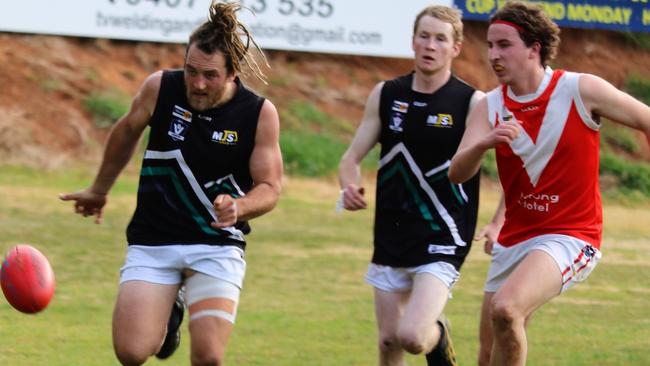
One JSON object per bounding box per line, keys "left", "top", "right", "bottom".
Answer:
{"left": 189, "top": 1, "right": 269, "bottom": 83}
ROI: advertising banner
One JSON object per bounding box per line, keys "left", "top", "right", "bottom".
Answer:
{"left": 0, "top": 0, "right": 454, "bottom": 58}
{"left": 455, "top": 0, "right": 650, "bottom": 33}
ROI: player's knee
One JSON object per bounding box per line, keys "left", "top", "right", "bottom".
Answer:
{"left": 490, "top": 297, "right": 521, "bottom": 330}
{"left": 114, "top": 344, "right": 151, "bottom": 366}
{"left": 397, "top": 328, "right": 426, "bottom": 354}
{"left": 478, "top": 344, "right": 492, "bottom": 366}
{"left": 112, "top": 325, "right": 165, "bottom": 365}
{"left": 191, "top": 350, "right": 224, "bottom": 366}
{"left": 378, "top": 333, "right": 401, "bottom": 354}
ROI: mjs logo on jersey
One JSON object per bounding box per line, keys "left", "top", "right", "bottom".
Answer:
{"left": 168, "top": 105, "right": 193, "bottom": 141}
{"left": 212, "top": 130, "right": 238, "bottom": 145}
{"left": 427, "top": 114, "right": 454, "bottom": 128}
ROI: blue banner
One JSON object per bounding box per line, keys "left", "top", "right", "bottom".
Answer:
{"left": 455, "top": 0, "right": 650, "bottom": 33}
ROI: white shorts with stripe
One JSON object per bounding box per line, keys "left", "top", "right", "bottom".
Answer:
{"left": 485, "top": 234, "right": 601, "bottom": 293}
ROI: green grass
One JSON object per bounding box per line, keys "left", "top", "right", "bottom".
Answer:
{"left": 1, "top": 166, "right": 649, "bottom": 365}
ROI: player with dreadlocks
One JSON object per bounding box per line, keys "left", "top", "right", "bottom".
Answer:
{"left": 60, "top": 1, "right": 283, "bottom": 365}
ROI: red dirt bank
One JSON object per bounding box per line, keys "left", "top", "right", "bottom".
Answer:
{"left": 1, "top": 21, "right": 649, "bottom": 167}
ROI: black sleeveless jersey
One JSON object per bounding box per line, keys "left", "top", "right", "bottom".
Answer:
{"left": 126, "top": 70, "right": 264, "bottom": 249}
{"left": 373, "top": 73, "right": 480, "bottom": 269}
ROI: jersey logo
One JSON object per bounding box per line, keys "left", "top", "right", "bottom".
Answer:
{"left": 427, "top": 244, "right": 457, "bottom": 255}
{"left": 389, "top": 112, "right": 404, "bottom": 132}
{"left": 426, "top": 114, "right": 454, "bottom": 128}
{"left": 172, "top": 105, "right": 192, "bottom": 122}
{"left": 518, "top": 191, "right": 560, "bottom": 212}
{"left": 211, "top": 130, "right": 239, "bottom": 145}
{"left": 168, "top": 105, "right": 192, "bottom": 142}
{"left": 168, "top": 119, "right": 189, "bottom": 141}
{"left": 392, "top": 100, "right": 409, "bottom": 113}
{"left": 520, "top": 105, "right": 539, "bottom": 112}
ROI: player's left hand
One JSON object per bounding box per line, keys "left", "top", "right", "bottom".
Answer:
{"left": 474, "top": 222, "right": 501, "bottom": 255}
{"left": 211, "top": 194, "right": 238, "bottom": 229}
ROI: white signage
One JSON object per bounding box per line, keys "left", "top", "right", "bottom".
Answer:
{"left": 0, "top": 0, "right": 452, "bottom": 58}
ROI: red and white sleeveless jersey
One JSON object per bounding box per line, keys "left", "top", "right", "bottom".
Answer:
{"left": 486, "top": 68, "right": 602, "bottom": 249}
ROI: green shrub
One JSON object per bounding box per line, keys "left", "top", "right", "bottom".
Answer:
{"left": 280, "top": 130, "right": 378, "bottom": 177}
{"left": 620, "top": 32, "right": 650, "bottom": 52}
{"left": 625, "top": 74, "right": 650, "bottom": 105}
{"left": 281, "top": 130, "right": 347, "bottom": 176}
{"left": 600, "top": 122, "right": 640, "bottom": 154}
{"left": 278, "top": 99, "right": 367, "bottom": 177}
{"left": 281, "top": 100, "right": 355, "bottom": 137}
{"left": 481, "top": 149, "right": 499, "bottom": 180}
{"left": 600, "top": 152, "right": 650, "bottom": 195}
{"left": 83, "top": 91, "right": 130, "bottom": 127}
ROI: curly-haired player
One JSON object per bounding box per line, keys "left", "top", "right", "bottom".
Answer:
{"left": 449, "top": 2, "right": 650, "bottom": 365}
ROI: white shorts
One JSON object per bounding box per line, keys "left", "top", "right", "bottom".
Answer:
{"left": 365, "top": 262, "right": 460, "bottom": 292}
{"left": 120, "top": 244, "right": 247, "bottom": 288}
{"left": 485, "top": 234, "right": 601, "bottom": 293}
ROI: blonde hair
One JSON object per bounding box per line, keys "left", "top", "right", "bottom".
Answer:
{"left": 413, "top": 5, "right": 464, "bottom": 43}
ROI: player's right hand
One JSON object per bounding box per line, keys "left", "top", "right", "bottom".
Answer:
{"left": 482, "top": 119, "right": 520, "bottom": 148}
{"left": 342, "top": 184, "right": 366, "bottom": 211}
{"left": 59, "top": 189, "right": 107, "bottom": 224}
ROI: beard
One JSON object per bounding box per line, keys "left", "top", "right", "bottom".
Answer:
{"left": 186, "top": 87, "right": 225, "bottom": 111}
{"left": 187, "top": 93, "right": 212, "bottom": 111}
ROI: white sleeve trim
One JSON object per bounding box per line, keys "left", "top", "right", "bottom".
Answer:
{"left": 569, "top": 72, "right": 600, "bottom": 131}
{"left": 486, "top": 87, "right": 502, "bottom": 129}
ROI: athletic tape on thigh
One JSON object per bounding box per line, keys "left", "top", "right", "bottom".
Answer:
{"left": 190, "top": 309, "right": 236, "bottom": 324}
{"left": 185, "top": 272, "right": 240, "bottom": 323}
{"left": 185, "top": 272, "right": 240, "bottom": 303}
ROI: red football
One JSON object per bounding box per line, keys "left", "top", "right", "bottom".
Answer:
{"left": 1, "top": 244, "right": 55, "bottom": 314}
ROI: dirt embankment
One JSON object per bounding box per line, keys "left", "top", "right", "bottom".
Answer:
{"left": 1, "top": 21, "right": 650, "bottom": 167}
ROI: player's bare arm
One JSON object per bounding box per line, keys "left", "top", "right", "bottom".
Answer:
{"left": 468, "top": 89, "right": 486, "bottom": 111}
{"left": 212, "top": 99, "right": 282, "bottom": 228}
{"left": 449, "top": 97, "right": 519, "bottom": 184}
{"left": 338, "top": 82, "right": 383, "bottom": 211}
{"left": 59, "top": 71, "right": 161, "bottom": 223}
{"left": 455, "top": 90, "right": 505, "bottom": 255}
{"left": 579, "top": 73, "right": 650, "bottom": 145}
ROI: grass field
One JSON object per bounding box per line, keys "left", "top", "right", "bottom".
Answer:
{"left": 1, "top": 165, "right": 649, "bottom": 365}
